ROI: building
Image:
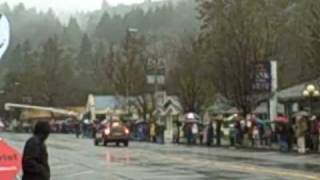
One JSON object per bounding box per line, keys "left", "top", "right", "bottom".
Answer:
{"left": 208, "top": 78, "right": 320, "bottom": 119}
{"left": 20, "top": 110, "right": 52, "bottom": 121}
{"left": 155, "top": 95, "right": 182, "bottom": 141}
{"left": 20, "top": 106, "right": 86, "bottom": 121}
{"left": 207, "top": 95, "right": 284, "bottom": 120}
{"left": 278, "top": 78, "right": 320, "bottom": 116}
{"left": 86, "top": 94, "right": 124, "bottom": 121}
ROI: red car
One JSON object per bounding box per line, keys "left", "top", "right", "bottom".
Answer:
{"left": 94, "top": 119, "right": 130, "bottom": 147}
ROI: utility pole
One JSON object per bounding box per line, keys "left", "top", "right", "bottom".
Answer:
{"left": 125, "top": 28, "right": 138, "bottom": 114}
{"left": 154, "top": 57, "right": 159, "bottom": 122}
{"left": 269, "top": 61, "right": 278, "bottom": 122}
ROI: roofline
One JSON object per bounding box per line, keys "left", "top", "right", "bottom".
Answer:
{"left": 279, "top": 76, "right": 320, "bottom": 91}
{"left": 91, "top": 94, "right": 118, "bottom": 97}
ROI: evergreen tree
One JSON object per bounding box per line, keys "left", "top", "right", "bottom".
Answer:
{"left": 78, "top": 33, "right": 93, "bottom": 68}
{"left": 31, "top": 37, "right": 74, "bottom": 106}
{"left": 62, "top": 17, "right": 83, "bottom": 49}
{"left": 95, "top": 12, "right": 111, "bottom": 42}
{"left": 8, "top": 44, "right": 23, "bottom": 72}
{"left": 74, "top": 33, "right": 96, "bottom": 94}
{"left": 92, "top": 41, "right": 109, "bottom": 93}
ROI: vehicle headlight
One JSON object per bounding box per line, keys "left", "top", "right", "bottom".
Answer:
{"left": 104, "top": 128, "right": 111, "bottom": 135}
{"left": 124, "top": 128, "right": 130, "bottom": 135}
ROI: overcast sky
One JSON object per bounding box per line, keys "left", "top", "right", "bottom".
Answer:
{"left": 0, "top": 0, "right": 150, "bottom": 12}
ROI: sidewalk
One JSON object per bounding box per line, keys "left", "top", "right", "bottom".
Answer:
{"left": 160, "top": 137, "right": 320, "bottom": 155}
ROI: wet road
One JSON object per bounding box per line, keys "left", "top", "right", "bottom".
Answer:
{"left": 2, "top": 133, "right": 320, "bottom": 180}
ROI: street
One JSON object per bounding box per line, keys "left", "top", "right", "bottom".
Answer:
{"left": 1, "top": 132, "right": 320, "bottom": 180}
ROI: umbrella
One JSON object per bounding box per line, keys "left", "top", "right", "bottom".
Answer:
{"left": 101, "top": 119, "right": 109, "bottom": 125}
{"left": 273, "top": 116, "right": 289, "bottom": 123}
{"left": 224, "top": 114, "right": 239, "bottom": 122}
{"left": 255, "top": 118, "right": 270, "bottom": 127}
{"left": 135, "top": 119, "right": 146, "bottom": 125}
{"left": 184, "top": 112, "right": 200, "bottom": 120}
{"left": 183, "top": 112, "right": 200, "bottom": 123}
{"left": 293, "top": 111, "right": 309, "bottom": 117}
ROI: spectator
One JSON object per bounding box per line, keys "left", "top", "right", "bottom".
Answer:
{"left": 317, "top": 118, "right": 320, "bottom": 152}
{"left": 235, "top": 120, "right": 242, "bottom": 146}
{"left": 252, "top": 125, "right": 259, "bottom": 148}
{"left": 287, "top": 122, "right": 295, "bottom": 152}
{"left": 22, "top": 121, "right": 51, "bottom": 180}
{"left": 74, "top": 121, "right": 81, "bottom": 138}
{"left": 296, "top": 116, "right": 307, "bottom": 154}
{"left": 310, "top": 116, "right": 319, "bottom": 152}
{"left": 243, "top": 121, "right": 251, "bottom": 147}
{"left": 199, "top": 125, "right": 205, "bottom": 145}
{"left": 207, "top": 120, "right": 214, "bottom": 146}
{"left": 277, "top": 123, "right": 289, "bottom": 152}
{"left": 192, "top": 123, "right": 199, "bottom": 144}
{"left": 150, "top": 122, "right": 156, "bottom": 143}
{"left": 258, "top": 124, "right": 265, "bottom": 146}
{"left": 264, "top": 124, "right": 273, "bottom": 148}
{"left": 186, "top": 124, "right": 193, "bottom": 145}
{"left": 174, "top": 120, "right": 182, "bottom": 144}
{"left": 216, "top": 119, "right": 222, "bottom": 146}
{"left": 229, "top": 123, "right": 236, "bottom": 148}
{"left": 156, "top": 122, "right": 165, "bottom": 144}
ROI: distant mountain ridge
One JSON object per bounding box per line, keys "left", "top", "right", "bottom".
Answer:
{"left": 59, "top": 0, "right": 187, "bottom": 27}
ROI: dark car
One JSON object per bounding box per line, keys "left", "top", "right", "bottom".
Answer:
{"left": 94, "top": 119, "right": 130, "bottom": 147}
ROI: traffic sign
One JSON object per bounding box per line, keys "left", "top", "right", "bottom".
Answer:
{"left": 0, "top": 138, "right": 22, "bottom": 180}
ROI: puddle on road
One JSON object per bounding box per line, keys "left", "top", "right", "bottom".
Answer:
{"left": 154, "top": 148, "right": 320, "bottom": 175}
{"left": 212, "top": 155, "right": 320, "bottom": 173}
{"left": 104, "top": 150, "right": 133, "bottom": 164}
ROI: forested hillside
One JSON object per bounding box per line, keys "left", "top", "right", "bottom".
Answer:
{"left": 2, "top": 0, "right": 320, "bottom": 115}
{"left": 0, "top": 0, "right": 199, "bottom": 106}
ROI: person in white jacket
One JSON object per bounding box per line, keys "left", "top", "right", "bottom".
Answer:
{"left": 192, "top": 123, "right": 198, "bottom": 144}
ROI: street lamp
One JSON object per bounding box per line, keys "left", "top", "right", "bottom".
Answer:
{"left": 303, "top": 83, "right": 320, "bottom": 115}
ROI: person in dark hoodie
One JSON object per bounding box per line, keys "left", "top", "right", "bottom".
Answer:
{"left": 22, "top": 121, "right": 51, "bottom": 180}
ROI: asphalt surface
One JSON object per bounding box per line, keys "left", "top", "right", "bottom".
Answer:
{"left": 1, "top": 132, "right": 320, "bottom": 180}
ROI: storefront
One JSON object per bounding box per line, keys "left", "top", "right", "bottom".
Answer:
{"left": 278, "top": 79, "right": 320, "bottom": 117}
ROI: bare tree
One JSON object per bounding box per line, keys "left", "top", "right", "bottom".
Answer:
{"left": 197, "top": 0, "right": 291, "bottom": 115}
{"left": 106, "top": 31, "right": 146, "bottom": 96}
{"left": 105, "top": 31, "right": 158, "bottom": 121}
{"left": 135, "top": 94, "right": 157, "bottom": 121}
{"left": 167, "top": 37, "right": 214, "bottom": 114}
{"left": 295, "top": 1, "right": 320, "bottom": 79}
